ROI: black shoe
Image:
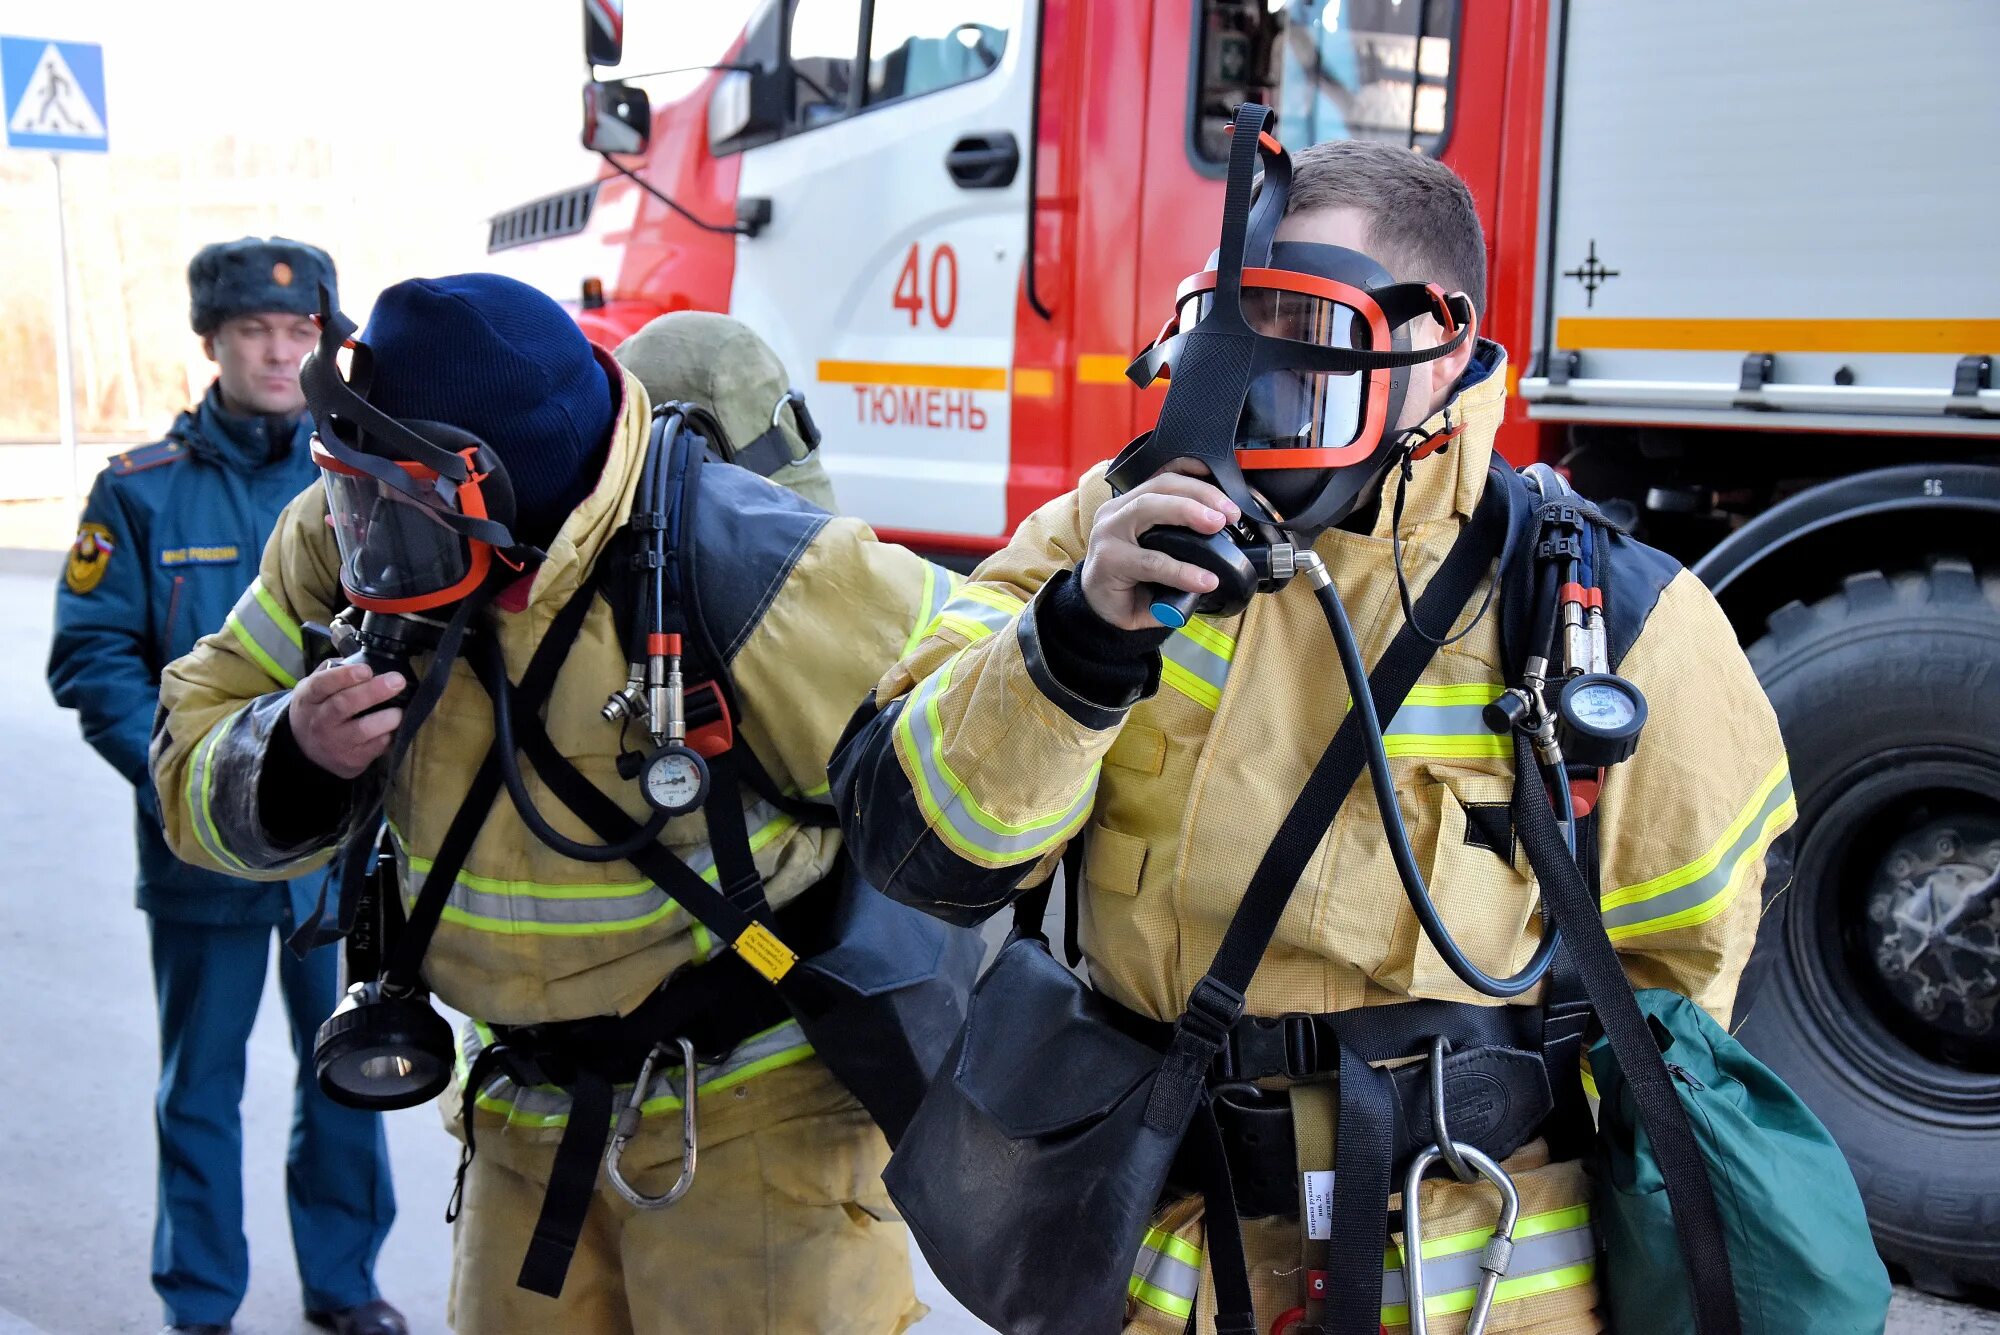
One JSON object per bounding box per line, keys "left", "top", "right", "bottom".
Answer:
{"left": 305, "top": 1299, "right": 409, "bottom": 1335}
{"left": 160, "top": 1325, "right": 229, "bottom": 1335}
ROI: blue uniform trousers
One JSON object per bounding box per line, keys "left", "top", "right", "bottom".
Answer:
{"left": 148, "top": 920, "right": 395, "bottom": 1326}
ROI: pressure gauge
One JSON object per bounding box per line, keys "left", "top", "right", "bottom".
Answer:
{"left": 642, "top": 743, "right": 710, "bottom": 816}
{"left": 1555, "top": 673, "right": 1647, "bottom": 768}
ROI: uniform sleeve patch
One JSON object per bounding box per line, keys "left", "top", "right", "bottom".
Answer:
{"left": 160, "top": 545, "right": 241, "bottom": 566}
{"left": 65, "top": 522, "right": 115, "bottom": 594}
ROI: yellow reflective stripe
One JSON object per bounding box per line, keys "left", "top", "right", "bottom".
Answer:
{"left": 893, "top": 649, "right": 1097, "bottom": 866}
{"left": 459, "top": 1019, "right": 814, "bottom": 1126}
{"left": 1128, "top": 1277, "right": 1194, "bottom": 1320}
{"left": 1403, "top": 682, "right": 1503, "bottom": 706}
{"left": 1160, "top": 657, "right": 1223, "bottom": 711}
{"left": 186, "top": 706, "right": 252, "bottom": 872}
{"left": 226, "top": 618, "right": 294, "bottom": 688}
{"left": 1603, "top": 762, "right": 1795, "bottom": 941}
{"left": 1381, "top": 1262, "right": 1597, "bottom": 1326}
{"left": 1382, "top": 733, "right": 1510, "bottom": 759}
{"left": 398, "top": 808, "right": 797, "bottom": 935}
{"left": 1393, "top": 1204, "right": 1593, "bottom": 1265}
{"left": 222, "top": 579, "right": 307, "bottom": 688}
{"left": 1175, "top": 615, "right": 1235, "bottom": 661}
{"left": 1602, "top": 762, "right": 1790, "bottom": 911}
{"left": 1129, "top": 1226, "right": 1202, "bottom": 1319}
{"left": 1161, "top": 619, "right": 1235, "bottom": 710}
{"left": 252, "top": 581, "right": 304, "bottom": 649}
{"left": 1148, "top": 1229, "right": 1202, "bottom": 1269}
{"left": 922, "top": 583, "right": 1026, "bottom": 645}
{"left": 905, "top": 562, "right": 965, "bottom": 656}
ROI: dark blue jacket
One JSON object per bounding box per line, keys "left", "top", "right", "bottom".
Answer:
{"left": 47, "top": 384, "right": 331, "bottom": 926}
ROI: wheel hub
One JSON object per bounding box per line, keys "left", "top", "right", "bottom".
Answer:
{"left": 1864, "top": 817, "right": 2000, "bottom": 1043}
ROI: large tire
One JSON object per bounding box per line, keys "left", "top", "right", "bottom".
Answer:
{"left": 1735, "top": 559, "right": 2000, "bottom": 1298}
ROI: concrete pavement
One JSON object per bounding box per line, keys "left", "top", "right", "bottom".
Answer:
{"left": 0, "top": 558, "right": 1991, "bottom": 1334}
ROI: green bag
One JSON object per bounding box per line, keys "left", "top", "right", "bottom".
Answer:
{"left": 1590, "top": 990, "right": 1890, "bottom": 1335}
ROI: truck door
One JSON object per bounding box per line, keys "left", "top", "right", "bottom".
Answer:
{"left": 719, "top": 0, "right": 1035, "bottom": 544}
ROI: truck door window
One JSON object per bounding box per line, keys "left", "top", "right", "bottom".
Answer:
{"left": 865, "top": 0, "right": 1014, "bottom": 105}
{"left": 1192, "top": 0, "right": 1458, "bottom": 164}
{"left": 789, "top": 0, "right": 864, "bottom": 127}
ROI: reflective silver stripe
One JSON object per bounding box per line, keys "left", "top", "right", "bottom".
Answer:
{"left": 1380, "top": 1222, "right": 1596, "bottom": 1312}
{"left": 906, "top": 562, "right": 964, "bottom": 655}
{"left": 1383, "top": 683, "right": 1509, "bottom": 759}
{"left": 1602, "top": 765, "right": 1795, "bottom": 940}
{"left": 185, "top": 704, "right": 251, "bottom": 872}
{"left": 458, "top": 1017, "right": 813, "bottom": 1126}
{"left": 925, "top": 585, "right": 1023, "bottom": 644}
{"left": 223, "top": 579, "right": 308, "bottom": 688}
{"left": 397, "top": 800, "right": 796, "bottom": 936}
{"left": 1160, "top": 619, "right": 1235, "bottom": 710}
{"left": 893, "top": 650, "right": 1098, "bottom": 867}
{"left": 1129, "top": 1229, "right": 1202, "bottom": 1318}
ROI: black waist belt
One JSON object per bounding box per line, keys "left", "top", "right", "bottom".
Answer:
{"left": 1107, "top": 994, "right": 1575, "bottom": 1220}
{"left": 452, "top": 886, "right": 827, "bottom": 1299}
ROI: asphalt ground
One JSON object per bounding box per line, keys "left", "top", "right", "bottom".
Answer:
{"left": 0, "top": 554, "right": 1989, "bottom": 1334}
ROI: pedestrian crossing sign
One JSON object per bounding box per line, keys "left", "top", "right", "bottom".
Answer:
{"left": 2, "top": 37, "right": 107, "bottom": 153}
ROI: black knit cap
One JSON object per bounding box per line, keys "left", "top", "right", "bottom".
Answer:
{"left": 188, "top": 237, "right": 335, "bottom": 334}
{"left": 360, "top": 274, "right": 616, "bottom": 550}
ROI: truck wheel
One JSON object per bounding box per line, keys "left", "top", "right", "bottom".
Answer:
{"left": 1735, "top": 560, "right": 2000, "bottom": 1297}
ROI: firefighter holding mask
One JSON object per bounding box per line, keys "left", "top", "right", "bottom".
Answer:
{"left": 832, "top": 128, "right": 1799, "bottom": 1334}
{"left": 152, "top": 279, "right": 974, "bottom": 1334}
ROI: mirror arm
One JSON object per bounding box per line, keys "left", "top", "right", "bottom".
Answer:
{"left": 597, "top": 153, "right": 764, "bottom": 237}
{"left": 614, "top": 60, "right": 761, "bottom": 81}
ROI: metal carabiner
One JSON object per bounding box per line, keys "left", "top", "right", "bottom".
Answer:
{"left": 1427, "top": 1035, "right": 1478, "bottom": 1184}
{"left": 1402, "top": 1141, "right": 1521, "bottom": 1335}
{"left": 605, "top": 1036, "right": 698, "bottom": 1210}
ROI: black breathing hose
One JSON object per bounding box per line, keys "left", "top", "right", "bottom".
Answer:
{"left": 1304, "top": 556, "right": 1561, "bottom": 998}
{"left": 481, "top": 643, "right": 671, "bottom": 863}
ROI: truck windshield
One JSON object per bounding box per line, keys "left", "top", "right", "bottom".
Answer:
{"left": 1193, "top": 0, "right": 1458, "bottom": 163}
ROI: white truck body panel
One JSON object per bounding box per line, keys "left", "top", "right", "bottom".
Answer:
{"left": 1520, "top": 0, "right": 2000, "bottom": 436}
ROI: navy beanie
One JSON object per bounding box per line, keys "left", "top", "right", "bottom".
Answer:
{"left": 361, "top": 274, "right": 616, "bottom": 549}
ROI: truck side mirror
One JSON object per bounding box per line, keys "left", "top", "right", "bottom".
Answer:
{"left": 583, "top": 80, "right": 650, "bottom": 155}
{"left": 584, "top": 0, "right": 624, "bottom": 67}
{"left": 708, "top": 67, "right": 788, "bottom": 154}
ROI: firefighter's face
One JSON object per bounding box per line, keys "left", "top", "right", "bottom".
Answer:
{"left": 1274, "top": 206, "right": 1472, "bottom": 431}
{"left": 204, "top": 312, "right": 317, "bottom": 418}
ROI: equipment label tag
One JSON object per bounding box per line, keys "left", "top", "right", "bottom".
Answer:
{"left": 733, "top": 922, "right": 798, "bottom": 982}
{"left": 1304, "top": 1170, "right": 1336, "bottom": 1240}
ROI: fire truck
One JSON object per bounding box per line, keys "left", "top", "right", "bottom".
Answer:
{"left": 489, "top": 0, "right": 2000, "bottom": 1294}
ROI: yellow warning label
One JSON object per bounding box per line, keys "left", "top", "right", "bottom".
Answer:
{"left": 732, "top": 922, "right": 797, "bottom": 982}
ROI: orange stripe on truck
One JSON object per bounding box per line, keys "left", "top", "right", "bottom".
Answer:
{"left": 817, "top": 360, "right": 1008, "bottom": 391}
{"left": 1076, "top": 355, "right": 1131, "bottom": 385}
{"left": 1556, "top": 317, "right": 2000, "bottom": 356}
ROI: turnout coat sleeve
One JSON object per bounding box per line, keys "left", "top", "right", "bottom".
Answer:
{"left": 151, "top": 485, "right": 346, "bottom": 879}
{"left": 1593, "top": 569, "right": 1795, "bottom": 1024}
{"left": 832, "top": 466, "right": 1143, "bottom": 924}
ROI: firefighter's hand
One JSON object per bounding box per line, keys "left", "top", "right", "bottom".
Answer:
{"left": 1080, "top": 468, "right": 1242, "bottom": 630}
{"left": 287, "top": 661, "right": 406, "bottom": 780}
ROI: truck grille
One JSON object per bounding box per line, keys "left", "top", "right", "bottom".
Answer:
{"left": 487, "top": 183, "right": 598, "bottom": 253}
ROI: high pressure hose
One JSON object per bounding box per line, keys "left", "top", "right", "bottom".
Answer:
{"left": 481, "top": 640, "right": 672, "bottom": 863}
{"left": 1296, "top": 549, "right": 1560, "bottom": 998}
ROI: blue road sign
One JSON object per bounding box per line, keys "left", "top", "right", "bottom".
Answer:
{"left": 3, "top": 37, "right": 107, "bottom": 153}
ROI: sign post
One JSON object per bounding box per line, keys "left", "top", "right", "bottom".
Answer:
{"left": 2, "top": 36, "right": 109, "bottom": 517}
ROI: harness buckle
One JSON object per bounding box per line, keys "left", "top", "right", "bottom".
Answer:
{"left": 605, "top": 1036, "right": 699, "bottom": 1211}
{"left": 1402, "top": 1140, "right": 1521, "bottom": 1335}
{"left": 1183, "top": 976, "right": 1247, "bottom": 1048}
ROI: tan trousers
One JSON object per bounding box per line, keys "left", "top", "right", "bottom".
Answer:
{"left": 1125, "top": 1142, "right": 1602, "bottom": 1335}
{"left": 445, "top": 1058, "right": 924, "bottom": 1334}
